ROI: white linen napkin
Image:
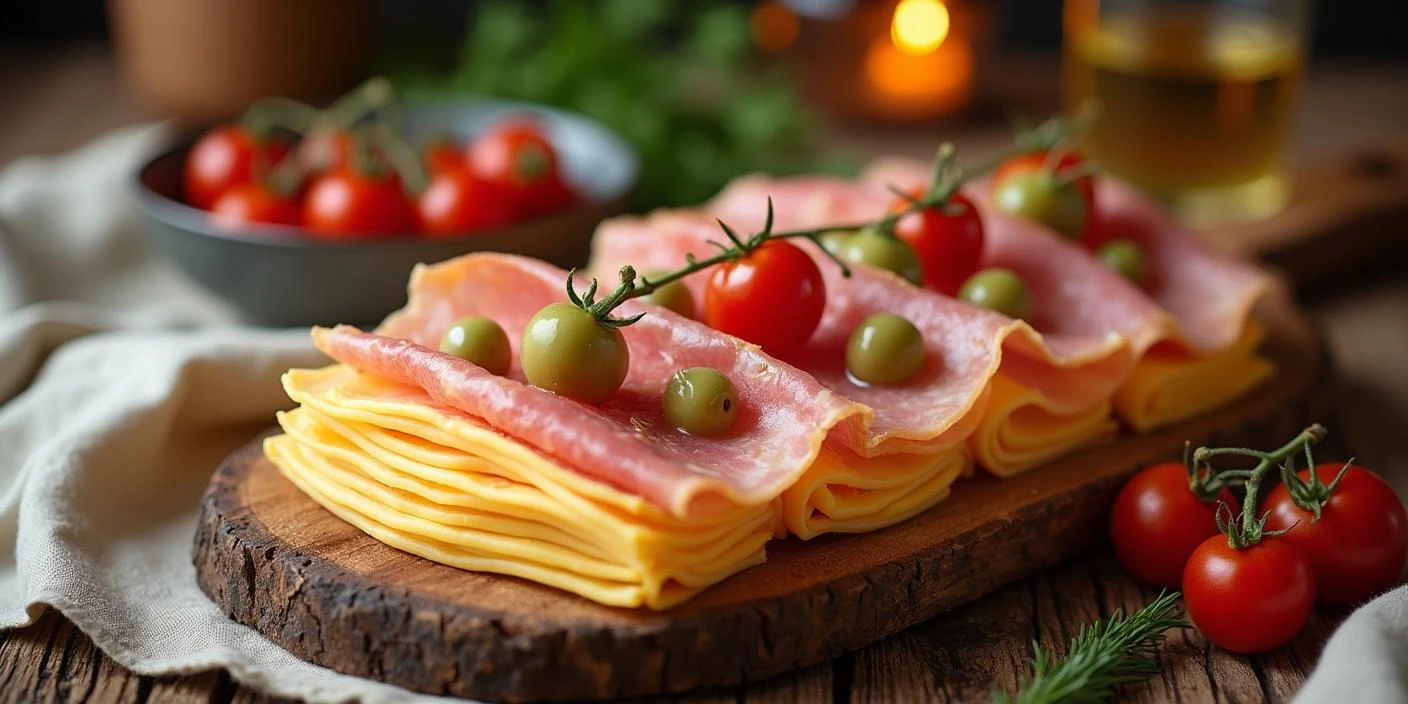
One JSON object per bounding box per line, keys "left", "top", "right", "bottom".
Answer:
{"left": 0, "top": 126, "right": 464, "bottom": 702}
{"left": 0, "top": 124, "right": 1400, "bottom": 704}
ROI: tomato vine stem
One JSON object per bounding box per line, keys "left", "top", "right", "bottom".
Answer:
{"left": 571, "top": 113, "right": 1093, "bottom": 328}
{"left": 1191, "top": 424, "right": 1328, "bottom": 549}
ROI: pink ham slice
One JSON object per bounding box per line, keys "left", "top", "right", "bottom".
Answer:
{"left": 1091, "top": 178, "right": 1272, "bottom": 352}
{"left": 313, "top": 253, "right": 869, "bottom": 518}
{"left": 700, "top": 176, "right": 1150, "bottom": 412}
{"left": 861, "top": 157, "right": 1271, "bottom": 354}
{"left": 592, "top": 210, "right": 1133, "bottom": 445}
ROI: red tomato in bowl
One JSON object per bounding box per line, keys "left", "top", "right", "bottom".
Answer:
{"left": 210, "top": 181, "right": 301, "bottom": 229}
{"left": 1183, "top": 535, "right": 1314, "bottom": 654}
{"left": 890, "top": 189, "right": 985, "bottom": 297}
{"left": 1110, "top": 462, "right": 1240, "bottom": 589}
{"left": 417, "top": 170, "right": 515, "bottom": 237}
{"left": 423, "top": 137, "right": 464, "bottom": 176}
{"left": 303, "top": 169, "right": 416, "bottom": 239}
{"left": 297, "top": 129, "right": 354, "bottom": 174}
{"left": 703, "top": 240, "right": 825, "bottom": 358}
{"left": 183, "top": 125, "right": 288, "bottom": 210}
{"left": 467, "top": 119, "right": 564, "bottom": 216}
{"left": 1265, "top": 463, "right": 1408, "bottom": 606}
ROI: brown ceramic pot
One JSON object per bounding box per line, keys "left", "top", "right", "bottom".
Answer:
{"left": 109, "top": 0, "right": 378, "bottom": 124}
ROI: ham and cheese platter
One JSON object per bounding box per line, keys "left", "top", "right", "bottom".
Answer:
{"left": 193, "top": 138, "right": 1330, "bottom": 701}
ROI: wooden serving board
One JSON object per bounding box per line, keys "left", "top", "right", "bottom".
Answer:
{"left": 193, "top": 293, "right": 1329, "bottom": 703}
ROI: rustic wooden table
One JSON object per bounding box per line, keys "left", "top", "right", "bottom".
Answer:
{"left": 0, "top": 45, "right": 1405, "bottom": 703}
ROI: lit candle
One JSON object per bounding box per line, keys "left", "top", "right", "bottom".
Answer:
{"left": 864, "top": 0, "right": 974, "bottom": 118}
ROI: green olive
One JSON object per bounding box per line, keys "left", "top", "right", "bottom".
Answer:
{"left": 835, "top": 230, "right": 924, "bottom": 285}
{"left": 439, "top": 316, "right": 511, "bottom": 376}
{"left": 1097, "top": 239, "right": 1148, "bottom": 284}
{"left": 520, "top": 302, "right": 629, "bottom": 404}
{"left": 818, "top": 230, "right": 857, "bottom": 256}
{"left": 992, "top": 169, "right": 1088, "bottom": 241}
{"left": 638, "top": 272, "right": 696, "bottom": 319}
{"left": 662, "top": 367, "right": 739, "bottom": 436}
{"left": 846, "top": 313, "right": 926, "bottom": 386}
{"left": 959, "top": 268, "right": 1031, "bottom": 320}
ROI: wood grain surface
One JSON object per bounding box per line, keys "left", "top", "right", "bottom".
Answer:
{"left": 0, "top": 554, "right": 1346, "bottom": 704}
{"left": 2, "top": 46, "right": 1405, "bottom": 704}
{"left": 188, "top": 295, "right": 1326, "bottom": 701}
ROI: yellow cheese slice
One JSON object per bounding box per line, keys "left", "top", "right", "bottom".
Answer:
{"left": 781, "top": 445, "right": 968, "bottom": 539}
{"left": 968, "top": 373, "right": 1118, "bottom": 477}
{"left": 270, "top": 364, "right": 972, "bottom": 608}
{"left": 1115, "top": 322, "right": 1274, "bottom": 433}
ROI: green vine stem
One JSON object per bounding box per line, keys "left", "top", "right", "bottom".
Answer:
{"left": 568, "top": 112, "right": 1092, "bottom": 327}
{"left": 240, "top": 76, "right": 397, "bottom": 139}
{"left": 1192, "top": 424, "right": 1328, "bottom": 549}
{"left": 1280, "top": 456, "right": 1355, "bottom": 523}
{"left": 572, "top": 128, "right": 1090, "bottom": 327}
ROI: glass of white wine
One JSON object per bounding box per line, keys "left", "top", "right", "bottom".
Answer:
{"left": 1063, "top": 0, "right": 1308, "bottom": 227}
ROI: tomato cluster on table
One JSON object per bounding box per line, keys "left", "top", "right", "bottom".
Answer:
{"left": 183, "top": 116, "right": 578, "bottom": 240}
{"left": 1111, "top": 435, "right": 1408, "bottom": 654}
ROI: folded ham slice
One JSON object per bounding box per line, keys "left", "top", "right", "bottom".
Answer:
{"left": 313, "top": 253, "right": 869, "bottom": 517}
{"left": 702, "top": 176, "right": 1149, "bottom": 413}
{"left": 591, "top": 209, "right": 1133, "bottom": 451}
{"left": 860, "top": 157, "right": 1271, "bottom": 355}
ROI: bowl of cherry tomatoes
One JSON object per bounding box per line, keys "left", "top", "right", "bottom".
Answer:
{"left": 136, "top": 81, "right": 638, "bottom": 326}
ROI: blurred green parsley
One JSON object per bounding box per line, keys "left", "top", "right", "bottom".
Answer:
{"left": 388, "top": 0, "right": 850, "bottom": 211}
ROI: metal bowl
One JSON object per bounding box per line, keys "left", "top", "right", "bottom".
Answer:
{"left": 136, "top": 99, "right": 638, "bottom": 327}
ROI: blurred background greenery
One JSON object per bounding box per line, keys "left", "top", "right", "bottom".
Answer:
{"left": 387, "top": 0, "right": 848, "bottom": 211}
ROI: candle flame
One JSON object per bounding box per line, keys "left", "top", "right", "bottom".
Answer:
{"left": 891, "top": 0, "right": 951, "bottom": 56}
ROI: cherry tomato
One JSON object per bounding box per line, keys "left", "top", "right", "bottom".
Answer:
{"left": 1266, "top": 463, "right": 1408, "bottom": 606}
{"left": 891, "top": 189, "right": 984, "bottom": 296}
{"left": 303, "top": 169, "right": 416, "bottom": 238}
{"left": 210, "top": 181, "right": 301, "bottom": 229}
{"left": 423, "top": 137, "right": 464, "bottom": 176}
{"left": 1110, "top": 462, "right": 1240, "bottom": 589}
{"left": 533, "top": 173, "right": 581, "bottom": 216}
{"left": 992, "top": 149, "right": 1100, "bottom": 247}
{"left": 296, "top": 128, "right": 354, "bottom": 174}
{"left": 183, "top": 125, "right": 288, "bottom": 210}
{"left": 1183, "top": 536, "right": 1314, "bottom": 654}
{"left": 417, "top": 170, "right": 515, "bottom": 237}
{"left": 704, "top": 240, "right": 825, "bottom": 357}
{"left": 467, "top": 119, "right": 562, "bottom": 215}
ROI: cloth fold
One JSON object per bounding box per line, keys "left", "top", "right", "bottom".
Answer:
{"left": 0, "top": 126, "right": 462, "bottom": 702}
{"left": 0, "top": 124, "right": 1399, "bottom": 704}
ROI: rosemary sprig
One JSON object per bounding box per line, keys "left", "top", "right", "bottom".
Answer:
{"left": 994, "top": 592, "right": 1185, "bottom": 704}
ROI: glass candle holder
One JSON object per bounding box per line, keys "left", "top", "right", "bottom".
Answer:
{"left": 1063, "top": 0, "right": 1308, "bottom": 227}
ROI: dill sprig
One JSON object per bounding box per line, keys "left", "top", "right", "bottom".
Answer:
{"left": 994, "top": 591, "right": 1185, "bottom": 704}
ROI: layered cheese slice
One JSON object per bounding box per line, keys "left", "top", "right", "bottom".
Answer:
{"left": 270, "top": 364, "right": 971, "bottom": 607}
{"left": 272, "top": 365, "right": 776, "bottom": 609}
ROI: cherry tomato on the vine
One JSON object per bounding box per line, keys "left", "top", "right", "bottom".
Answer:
{"left": 417, "top": 170, "right": 515, "bottom": 237}
{"left": 992, "top": 149, "right": 1099, "bottom": 246}
{"left": 210, "top": 181, "right": 301, "bottom": 229}
{"left": 704, "top": 240, "right": 825, "bottom": 357}
{"left": 1183, "top": 536, "right": 1314, "bottom": 654}
{"left": 183, "top": 125, "right": 288, "bottom": 210}
{"left": 296, "top": 128, "right": 354, "bottom": 174}
{"left": 1266, "top": 463, "right": 1408, "bottom": 606}
{"left": 303, "top": 168, "right": 416, "bottom": 238}
{"left": 890, "top": 189, "right": 984, "bottom": 297}
{"left": 1110, "top": 462, "right": 1239, "bottom": 589}
{"left": 423, "top": 137, "right": 465, "bottom": 176}
{"left": 467, "top": 119, "right": 562, "bottom": 215}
